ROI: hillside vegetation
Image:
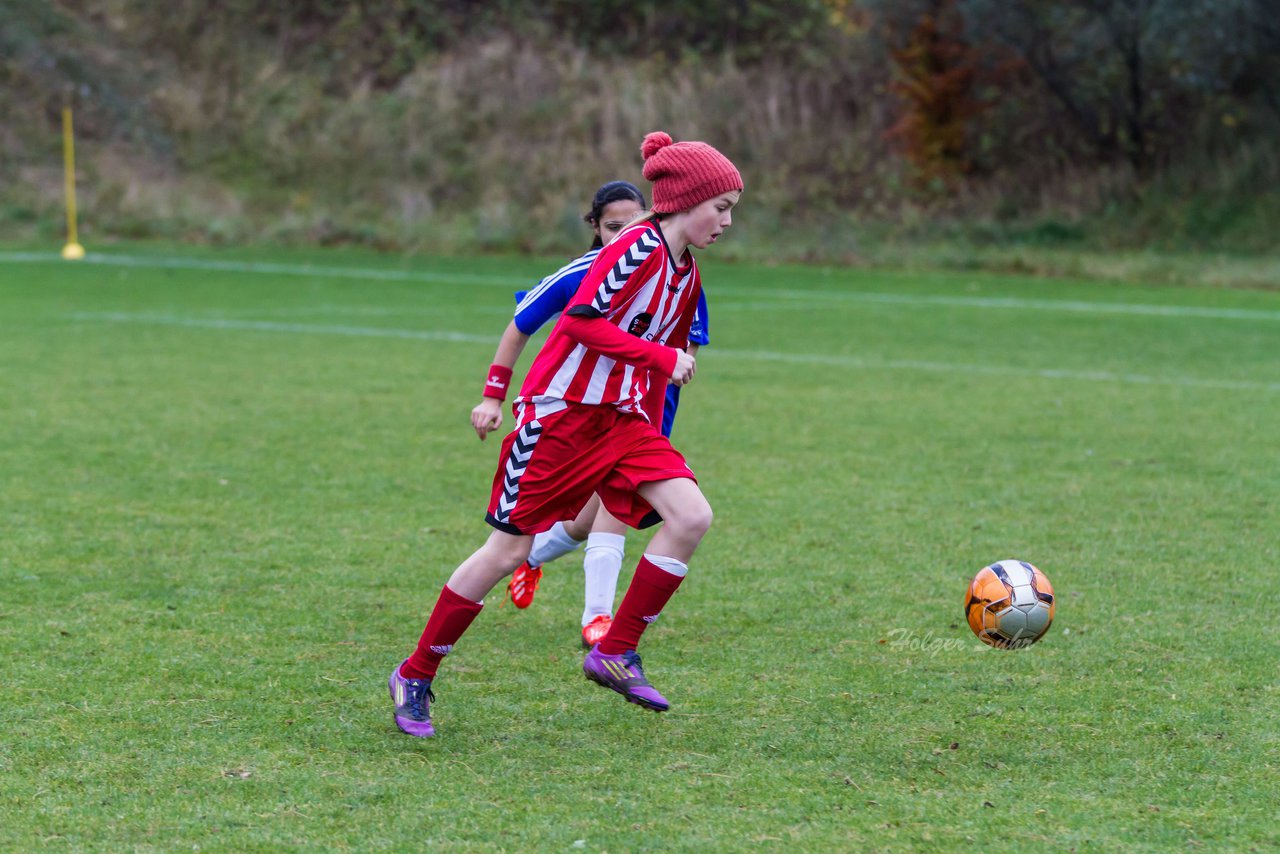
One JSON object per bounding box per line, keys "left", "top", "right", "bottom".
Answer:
{"left": 4, "top": 0, "right": 1278, "bottom": 281}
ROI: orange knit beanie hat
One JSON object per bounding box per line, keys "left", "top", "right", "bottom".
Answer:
{"left": 640, "top": 131, "right": 743, "bottom": 214}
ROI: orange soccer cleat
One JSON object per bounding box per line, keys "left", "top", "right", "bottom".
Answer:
{"left": 581, "top": 614, "right": 613, "bottom": 649}
{"left": 506, "top": 561, "right": 543, "bottom": 609}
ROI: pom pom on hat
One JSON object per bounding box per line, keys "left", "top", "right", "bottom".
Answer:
{"left": 641, "top": 131, "right": 673, "bottom": 160}
{"left": 639, "top": 130, "right": 742, "bottom": 214}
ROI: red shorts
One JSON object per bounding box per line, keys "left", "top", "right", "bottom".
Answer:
{"left": 485, "top": 402, "right": 696, "bottom": 536}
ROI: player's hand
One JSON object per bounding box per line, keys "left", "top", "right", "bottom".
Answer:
{"left": 471, "top": 398, "right": 503, "bottom": 440}
{"left": 670, "top": 349, "right": 696, "bottom": 387}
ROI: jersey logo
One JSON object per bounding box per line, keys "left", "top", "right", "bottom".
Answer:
{"left": 627, "top": 312, "right": 653, "bottom": 337}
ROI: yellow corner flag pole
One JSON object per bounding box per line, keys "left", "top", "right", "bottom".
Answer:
{"left": 61, "top": 106, "right": 85, "bottom": 260}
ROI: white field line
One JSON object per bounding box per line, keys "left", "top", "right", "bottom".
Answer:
{"left": 0, "top": 251, "right": 525, "bottom": 287}
{"left": 5, "top": 250, "right": 1280, "bottom": 322}
{"left": 716, "top": 347, "right": 1280, "bottom": 393}
{"left": 717, "top": 293, "right": 1280, "bottom": 322}
{"left": 69, "top": 312, "right": 494, "bottom": 344}
{"left": 68, "top": 312, "right": 1280, "bottom": 393}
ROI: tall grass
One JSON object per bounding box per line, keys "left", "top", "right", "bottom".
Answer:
{"left": 3, "top": 5, "right": 1276, "bottom": 276}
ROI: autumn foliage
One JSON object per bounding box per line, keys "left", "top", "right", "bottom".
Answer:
{"left": 884, "top": 0, "right": 1003, "bottom": 186}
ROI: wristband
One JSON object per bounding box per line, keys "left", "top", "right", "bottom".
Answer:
{"left": 482, "top": 364, "right": 513, "bottom": 401}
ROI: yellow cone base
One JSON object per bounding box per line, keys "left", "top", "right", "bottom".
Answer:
{"left": 61, "top": 242, "right": 85, "bottom": 260}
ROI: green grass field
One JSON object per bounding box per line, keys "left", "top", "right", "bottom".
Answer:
{"left": 2, "top": 244, "right": 1277, "bottom": 851}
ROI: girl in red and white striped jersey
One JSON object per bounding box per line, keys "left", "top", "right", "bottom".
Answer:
{"left": 469, "top": 180, "right": 648, "bottom": 648}
{"left": 388, "top": 131, "right": 742, "bottom": 736}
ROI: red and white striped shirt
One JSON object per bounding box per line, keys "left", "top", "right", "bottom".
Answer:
{"left": 517, "top": 220, "right": 701, "bottom": 422}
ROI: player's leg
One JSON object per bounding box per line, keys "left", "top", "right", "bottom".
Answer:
{"left": 392, "top": 403, "right": 610, "bottom": 736}
{"left": 580, "top": 504, "right": 627, "bottom": 647}
{"left": 562, "top": 495, "right": 601, "bottom": 541}
{"left": 606, "top": 382, "right": 701, "bottom": 639}
{"left": 601, "top": 476, "right": 710, "bottom": 648}
{"left": 529, "top": 496, "right": 598, "bottom": 566}
{"left": 633, "top": 477, "right": 712, "bottom": 561}
{"left": 391, "top": 529, "right": 531, "bottom": 736}
{"left": 572, "top": 382, "right": 682, "bottom": 637}
{"left": 508, "top": 494, "right": 600, "bottom": 608}
{"left": 580, "top": 383, "right": 683, "bottom": 646}
{"left": 581, "top": 419, "right": 711, "bottom": 712}
{"left": 582, "top": 476, "right": 710, "bottom": 712}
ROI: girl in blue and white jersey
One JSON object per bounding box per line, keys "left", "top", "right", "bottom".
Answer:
{"left": 469, "top": 180, "right": 710, "bottom": 647}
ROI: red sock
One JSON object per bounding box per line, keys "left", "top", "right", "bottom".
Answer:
{"left": 598, "top": 556, "right": 685, "bottom": 655}
{"left": 400, "top": 585, "right": 484, "bottom": 679}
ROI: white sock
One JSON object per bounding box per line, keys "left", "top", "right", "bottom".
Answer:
{"left": 527, "top": 521, "right": 584, "bottom": 568}
{"left": 643, "top": 553, "right": 689, "bottom": 578}
{"left": 581, "top": 532, "right": 625, "bottom": 626}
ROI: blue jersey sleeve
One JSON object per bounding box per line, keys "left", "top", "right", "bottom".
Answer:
{"left": 688, "top": 288, "right": 710, "bottom": 346}
{"left": 513, "top": 249, "right": 600, "bottom": 336}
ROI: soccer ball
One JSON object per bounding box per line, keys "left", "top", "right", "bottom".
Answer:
{"left": 964, "top": 560, "right": 1055, "bottom": 648}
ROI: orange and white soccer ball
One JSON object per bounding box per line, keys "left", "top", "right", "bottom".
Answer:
{"left": 965, "top": 560, "right": 1056, "bottom": 648}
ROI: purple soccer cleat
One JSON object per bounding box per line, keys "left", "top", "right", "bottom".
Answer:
{"left": 582, "top": 645, "right": 669, "bottom": 712}
{"left": 388, "top": 661, "right": 436, "bottom": 737}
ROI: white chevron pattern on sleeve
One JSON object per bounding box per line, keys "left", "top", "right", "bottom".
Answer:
{"left": 592, "top": 232, "right": 660, "bottom": 313}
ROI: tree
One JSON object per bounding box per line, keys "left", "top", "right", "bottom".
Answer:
{"left": 883, "top": 0, "right": 1003, "bottom": 184}
{"left": 962, "top": 0, "right": 1269, "bottom": 172}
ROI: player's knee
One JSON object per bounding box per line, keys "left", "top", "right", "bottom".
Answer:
{"left": 676, "top": 497, "right": 713, "bottom": 542}
{"left": 505, "top": 548, "right": 531, "bottom": 573}
{"left": 694, "top": 502, "right": 714, "bottom": 538}
{"left": 486, "top": 533, "right": 532, "bottom": 569}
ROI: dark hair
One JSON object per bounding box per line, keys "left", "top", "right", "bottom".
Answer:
{"left": 584, "top": 181, "right": 647, "bottom": 248}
